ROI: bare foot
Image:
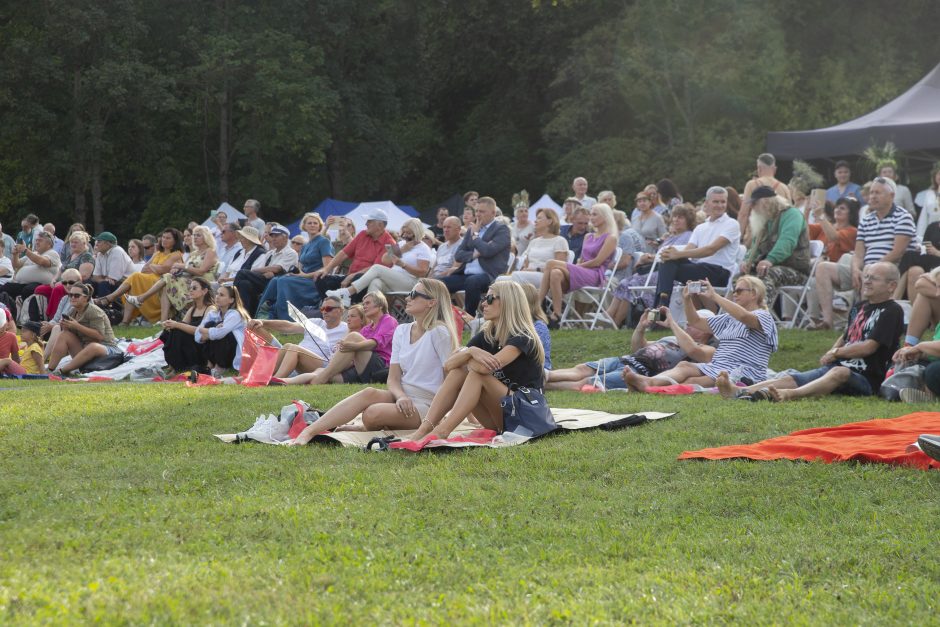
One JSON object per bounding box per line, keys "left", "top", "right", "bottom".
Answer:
{"left": 767, "top": 387, "right": 789, "bottom": 402}
{"left": 623, "top": 370, "right": 649, "bottom": 393}
{"left": 716, "top": 371, "right": 737, "bottom": 399}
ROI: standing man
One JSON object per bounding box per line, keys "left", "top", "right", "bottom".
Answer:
{"left": 653, "top": 186, "right": 741, "bottom": 307}
{"left": 441, "top": 196, "right": 511, "bottom": 316}
{"left": 16, "top": 214, "right": 40, "bottom": 251}
{"left": 739, "top": 153, "right": 793, "bottom": 240}
{"left": 430, "top": 216, "right": 463, "bottom": 279}
{"left": 90, "top": 232, "right": 136, "bottom": 297}
{"left": 560, "top": 207, "right": 590, "bottom": 261}
{"left": 234, "top": 224, "right": 298, "bottom": 315}
{"left": 851, "top": 176, "right": 918, "bottom": 290}
{"left": 877, "top": 161, "right": 915, "bottom": 215}
{"left": 719, "top": 262, "right": 903, "bottom": 401}
{"left": 243, "top": 199, "right": 265, "bottom": 233}
{"left": 826, "top": 160, "right": 863, "bottom": 204}
{"left": 561, "top": 197, "right": 582, "bottom": 225}
{"left": 572, "top": 177, "right": 596, "bottom": 209}
{"left": 44, "top": 223, "right": 65, "bottom": 256}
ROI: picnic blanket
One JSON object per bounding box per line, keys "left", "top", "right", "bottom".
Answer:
{"left": 215, "top": 408, "right": 676, "bottom": 450}
{"left": 679, "top": 412, "right": 940, "bottom": 470}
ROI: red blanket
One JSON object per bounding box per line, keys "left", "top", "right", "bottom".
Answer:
{"left": 679, "top": 412, "right": 940, "bottom": 470}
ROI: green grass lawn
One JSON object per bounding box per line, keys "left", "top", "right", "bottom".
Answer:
{"left": 1, "top": 327, "right": 939, "bottom": 623}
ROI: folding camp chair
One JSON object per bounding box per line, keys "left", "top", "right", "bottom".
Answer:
{"left": 778, "top": 240, "right": 825, "bottom": 328}
{"left": 559, "top": 247, "right": 623, "bottom": 329}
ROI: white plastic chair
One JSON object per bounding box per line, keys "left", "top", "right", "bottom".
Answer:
{"left": 777, "top": 240, "right": 825, "bottom": 328}
{"left": 559, "top": 247, "right": 623, "bottom": 329}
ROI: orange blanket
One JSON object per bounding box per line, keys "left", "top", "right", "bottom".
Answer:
{"left": 679, "top": 412, "right": 940, "bottom": 470}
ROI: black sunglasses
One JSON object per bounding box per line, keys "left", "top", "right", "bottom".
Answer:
{"left": 407, "top": 290, "right": 433, "bottom": 301}
{"left": 484, "top": 294, "right": 500, "bottom": 305}
{"left": 68, "top": 292, "right": 86, "bottom": 298}
{"left": 61, "top": 280, "right": 77, "bottom": 286}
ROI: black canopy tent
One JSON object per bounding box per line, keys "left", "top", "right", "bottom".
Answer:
{"left": 766, "top": 62, "right": 940, "bottom": 160}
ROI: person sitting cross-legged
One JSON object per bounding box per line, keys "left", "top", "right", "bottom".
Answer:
{"left": 718, "top": 262, "right": 904, "bottom": 402}
{"left": 47, "top": 282, "right": 121, "bottom": 375}
{"left": 287, "top": 279, "right": 459, "bottom": 444}
{"left": 625, "top": 275, "right": 778, "bottom": 392}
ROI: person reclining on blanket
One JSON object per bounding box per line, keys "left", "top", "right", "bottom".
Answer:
{"left": 287, "top": 279, "right": 459, "bottom": 444}
{"left": 405, "top": 281, "right": 545, "bottom": 441}
{"left": 717, "top": 262, "right": 904, "bottom": 402}
{"left": 625, "top": 275, "right": 778, "bottom": 392}
{"left": 546, "top": 307, "right": 716, "bottom": 391}
{"left": 246, "top": 295, "right": 348, "bottom": 380}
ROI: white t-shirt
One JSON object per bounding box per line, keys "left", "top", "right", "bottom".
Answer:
{"left": 685, "top": 212, "right": 741, "bottom": 269}
{"left": 522, "top": 236, "right": 569, "bottom": 270}
{"left": 0, "top": 256, "right": 13, "bottom": 285}
{"left": 14, "top": 249, "right": 60, "bottom": 285}
{"left": 93, "top": 246, "right": 136, "bottom": 281}
{"left": 392, "top": 241, "right": 432, "bottom": 278}
{"left": 299, "top": 319, "right": 348, "bottom": 361}
{"left": 390, "top": 323, "right": 454, "bottom": 393}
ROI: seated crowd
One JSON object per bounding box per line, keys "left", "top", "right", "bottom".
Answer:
{"left": 2, "top": 159, "right": 940, "bottom": 431}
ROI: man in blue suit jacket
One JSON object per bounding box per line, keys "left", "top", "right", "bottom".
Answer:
{"left": 442, "top": 196, "right": 510, "bottom": 316}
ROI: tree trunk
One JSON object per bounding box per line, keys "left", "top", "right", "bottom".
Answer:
{"left": 326, "top": 143, "right": 343, "bottom": 198}
{"left": 217, "top": 0, "right": 230, "bottom": 202}
{"left": 91, "top": 159, "right": 104, "bottom": 234}
{"left": 71, "top": 68, "right": 87, "bottom": 224}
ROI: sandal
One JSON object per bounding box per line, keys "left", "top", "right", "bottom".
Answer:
{"left": 547, "top": 314, "right": 561, "bottom": 330}
{"left": 749, "top": 388, "right": 777, "bottom": 402}
{"left": 126, "top": 295, "right": 141, "bottom": 307}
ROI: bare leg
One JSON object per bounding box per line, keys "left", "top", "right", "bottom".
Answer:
{"left": 361, "top": 401, "right": 422, "bottom": 430}
{"left": 44, "top": 325, "right": 63, "bottom": 360}
{"left": 625, "top": 361, "right": 702, "bottom": 391}
{"left": 546, "top": 364, "right": 595, "bottom": 383}
{"left": 406, "top": 368, "right": 469, "bottom": 440}
{"left": 907, "top": 267, "right": 925, "bottom": 306}
{"left": 607, "top": 298, "right": 631, "bottom": 327}
{"left": 305, "top": 351, "right": 355, "bottom": 385}
{"left": 291, "top": 388, "right": 396, "bottom": 443}
{"left": 274, "top": 345, "right": 325, "bottom": 378}
{"left": 431, "top": 370, "right": 508, "bottom": 438}
{"left": 770, "top": 367, "right": 851, "bottom": 401}
{"left": 906, "top": 289, "right": 940, "bottom": 341}
{"left": 160, "top": 290, "right": 172, "bottom": 322}
{"left": 122, "top": 300, "right": 137, "bottom": 324}
{"left": 716, "top": 371, "right": 799, "bottom": 398}
{"left": 48, "top": 330, "right": 82, "bottom": 370}
{"left": 137, "top": 278, "right": 166, "bottom": 302}
{"left": 546, "top": 377, "right": 595, "bottom": 391}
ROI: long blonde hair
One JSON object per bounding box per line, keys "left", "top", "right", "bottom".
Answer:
{"left": 589, "top": 202, "right": 618, "bottom": 237}
{"left": 192, "top": 225, "right": 217, "bottom": 252}
{"left": 519, "top": 282, "right": 548, "bottom": 324}
{"left": 400, "top": 218, "right": 426, "bottom": 243}
{"left": 481, "top": 281, "right": 544, "bottom": 368}
{"left": 415, "top": 278, "right": 459, "bottom": 351}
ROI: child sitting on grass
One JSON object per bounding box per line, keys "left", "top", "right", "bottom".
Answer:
{"left": 0, "top": 321, "right": 25, "bottom": 376}
{"left": 18, "top": 321, "right": 46, "bottom": 374}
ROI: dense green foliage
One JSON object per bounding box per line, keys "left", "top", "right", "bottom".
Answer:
{"left": 1, "top": 1, "right": 938, "bottom": 235}
{"left": 1, "top": 328, "right": 938, "bottom": 622}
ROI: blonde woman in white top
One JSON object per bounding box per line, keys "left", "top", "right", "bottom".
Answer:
{"left": 497, "top": 209, "right": 569, "bottom": 289}
{"left": 288, "top": 278, "right": 458, "bottom": 444}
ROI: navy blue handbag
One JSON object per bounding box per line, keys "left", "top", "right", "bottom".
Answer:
{"left": 500, "top": 386, "right": 557, "bottom": 438}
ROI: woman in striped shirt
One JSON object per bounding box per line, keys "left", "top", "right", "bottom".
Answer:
{"left": 624, "top": 275, "right": 778, "bottom": 391}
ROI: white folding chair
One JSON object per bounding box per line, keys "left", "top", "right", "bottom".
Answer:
{"left": 778, "top": 240, "right": 825, "bottom": 328}
{"left": 559, "top": 247, "right": 623, "bottom": 329}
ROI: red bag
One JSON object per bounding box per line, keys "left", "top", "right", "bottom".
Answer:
{"left": 239, "top": 329, "right": 279, "bottom": 386}
{"left": 126, "top": 339, "right": 163, "bottom": 356}
{"left": 287, "top": 401, "right": 312, "bottom": 439}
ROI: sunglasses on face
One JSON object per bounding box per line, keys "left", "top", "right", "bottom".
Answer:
{"left": 62, "top": 280, "right": 77, "bottom": 286}
{"left": 407, "top": 290, "right": 433, "bottom": 301}
{"left": 68, "top": 292, "right": 86, "bottom": 298}
{"left": 483, "top": 294, "right": 500, "bottom": 305}
{"left": 320, "top": 305, "right": 339, "bottom": 313}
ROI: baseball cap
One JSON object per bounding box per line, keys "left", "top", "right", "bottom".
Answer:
{"left": 95, "top": 231, "right": 118, "bottom": 243}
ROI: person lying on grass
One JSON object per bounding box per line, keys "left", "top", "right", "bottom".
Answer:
{"left": 406, "top": 281, "right": 545, "bottom": 441}
{"left": 717, "top": 262, "right": 904, "bottom": 402}
{"left": 277, "top": 292, "right": 397, "bottom": 386}
{"left": 546, "top": 306, "right": 716, "bottom": 391}
{"left": 247, "top": 295, "right": 348, "bottom": 381}
{"left": 287, "top": 279, "right": 458, "bottom": 444}
{"left": 624, "top": 275, "right": 777, "bottom": 392}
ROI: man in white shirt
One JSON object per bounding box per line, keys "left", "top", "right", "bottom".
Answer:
{"left": 572, "top": 177, "right": 596, "bottom": 209}
{"left": 431, "top": 216, "right": 462, "bottom": 279}
{"left": 90, "top": 232, "right": 136, "bottom": 297}
{"left": 234, "top": 224, "right": 298, "bottom": 314}
{"left": 219, "top": 227, "right": 266, "bottom": 283}
{"left": 653, "top": 186, "right": 742, "bottom": 307}
{"left": 0, "top": 239, "right": 13, "bottom": 286}
{"left": 242, "top": 199, "right": 266, "bottom": 233}
{"left": 216, "top": 223, "right": 243, "bottom": 276}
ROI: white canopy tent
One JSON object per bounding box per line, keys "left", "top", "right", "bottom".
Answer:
{"left": 526, "top": 194, "right": 563, "bottom": 221}
{"left": 343, "top": 201, "right": 424, "bottom": 232}
{"left": 200, "top": 202, "right": 245, "bottom": 228}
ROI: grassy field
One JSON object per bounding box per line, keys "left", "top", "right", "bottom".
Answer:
{"left": 1, "top": 327, "right": 938, "bottom": 623}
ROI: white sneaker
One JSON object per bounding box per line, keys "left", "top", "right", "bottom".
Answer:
{"left": 325, "top": 289, "right": 351, "bottom": 307}
{"left": 900, "top": 388, "right": 938, "bottom": 404}
{"left": 126, "top": 295, "right": 141, "bottom": 307}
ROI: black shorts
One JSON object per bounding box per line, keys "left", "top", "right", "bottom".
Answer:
{"left": 341, "top": 352, "right": 387, "bottom": 384}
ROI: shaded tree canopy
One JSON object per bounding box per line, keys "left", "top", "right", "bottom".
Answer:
{"left": 0, "top": 0, "right": 938, "bottom": 238}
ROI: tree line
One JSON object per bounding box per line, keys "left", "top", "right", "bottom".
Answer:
{"left": 1, "top": 0, "right": 938, "bottom": 238}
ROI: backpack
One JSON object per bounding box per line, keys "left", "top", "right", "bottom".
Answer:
{"left": 16, "top": 293, "right": 47, "bottom": 325}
